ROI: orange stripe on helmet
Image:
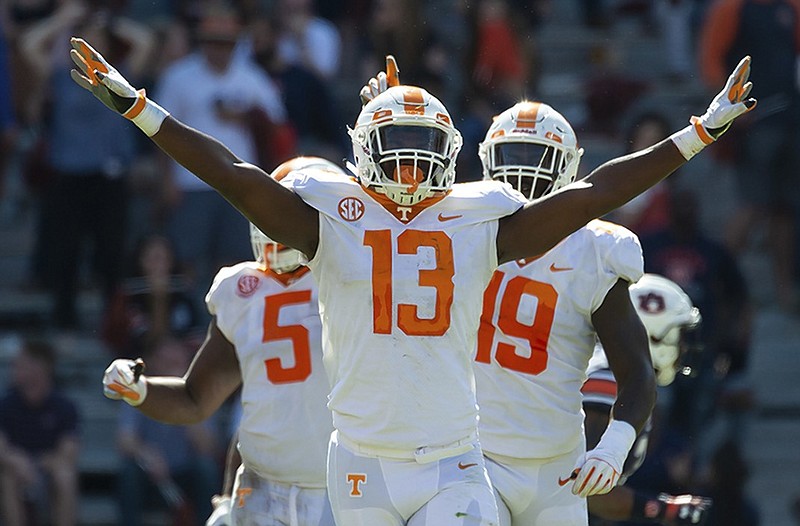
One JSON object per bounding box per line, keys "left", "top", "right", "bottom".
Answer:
{"left": 372, "top": 109, "right": 393, "bottom": 121}
{"left": 515, "top": 102, "right": 541, "bottom": 129}
{"left": 401, "top": 87, "right": 425, "bottom": 115}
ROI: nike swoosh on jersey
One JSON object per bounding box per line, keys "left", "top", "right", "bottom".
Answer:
{"left": 457, "top": 462, "right": 478, "bottom": 470}
{"left": 438, "top": 213, "right": 463, "bottom": 222}
{"left": 549, "top": 263, "right": 574, "bottom": 272}
{"left": 108, "top": 381, "right": 141, "bottom": 401}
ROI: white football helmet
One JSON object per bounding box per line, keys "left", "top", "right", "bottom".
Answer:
{"left": 479, "top": 101, "right": 583, "bottom": 201}
{"left": 629, "top": 274, "right": 702, "bottom": 386}
{"left": 251, "top": 156, "right": 344, "bottom": 273}
{"left": 349, "top": 85, "right": 463, "bottom": 205}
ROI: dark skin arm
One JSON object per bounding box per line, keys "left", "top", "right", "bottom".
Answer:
{"left": 585, "top": 278, "right": 656, "bottom": 519}
{"left": 150, "top": 118, "right": 320, "bottom": 258}
{"left": 159, "top": 115, "right": 682, "bottom": 266}
{"left": 498, "top": 142, "right": 685, "bottom": 263}
{"left": 591, "top": 278, "right": 656, "bottom": 433}
{"left": 68, "top": 37, "right": 319, "bottom": 259}
{"left": 135, "top": 318, "right": 242, "bottom": 425}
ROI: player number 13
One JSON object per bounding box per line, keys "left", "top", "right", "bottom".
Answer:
{"left": 364, "top": 229, "right": 455, "bottom": 336}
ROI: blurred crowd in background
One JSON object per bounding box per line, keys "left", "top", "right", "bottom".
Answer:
{"left": 1, "top": 0, "right": 799, "bottom": 524}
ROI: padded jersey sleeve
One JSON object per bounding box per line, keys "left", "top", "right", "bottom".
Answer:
{"left": 587, "top": 219, "right": 645, "bottom": 312}
{"left": 445, "top": 180, "right": 528, "bottom": 219}
{"left": 204, "top": 262, "right": 257, "bottom": 341}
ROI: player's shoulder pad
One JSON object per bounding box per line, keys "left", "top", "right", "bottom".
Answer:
{"left": 280, "top": 167, "right": 359, "bottom": 216}
{"left": 205, "top": 261, "right": 264, "bottom": 314}
{"left": 446, "top": 180, "right": 527, "bottom": 216}
{"left": 585, "top": 219, "right": 644, "bottom": 283}
{"left": 586, "top": 219, "right": 640, "bottom": 243}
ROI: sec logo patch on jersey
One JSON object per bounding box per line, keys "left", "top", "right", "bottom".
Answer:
{"left": 338, "top": 197, "right": 365, "bottom": 221}
{"left": 236, "top": 274, "right": 261, "bottom": 297}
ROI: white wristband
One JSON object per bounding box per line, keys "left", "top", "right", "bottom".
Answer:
{"left": 669, "top": 122, "right": 713, "bottom": 161}
{"left": 122, "top": 90, "right": 169, "bottom": 137}
{"left": 598, "top": 419, "right": 637, "bottom": 461}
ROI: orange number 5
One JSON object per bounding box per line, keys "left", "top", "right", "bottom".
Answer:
{"left": 476, "top": 271, "right": 558, "bottom": 375}
{"left": 262, "top": 290, "right": 312, "bottom": 383}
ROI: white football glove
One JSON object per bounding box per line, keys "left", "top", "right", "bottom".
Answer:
{"left": 69, "top": 37, "right": 168, "bottom": 136}
{"left": 103, "top": 358, "right": 148, "bottom": 407}
{"left": 565, "top": 420, "right": 636, "bottom": 498}
{"left": 206, "top": 495, "right": 232, "bottom": 526}
{"left": 359, "top": 55, "right": 400, "bottom": 105}
{"left": 671, "top": 55, "right": 756, "bottom": 160}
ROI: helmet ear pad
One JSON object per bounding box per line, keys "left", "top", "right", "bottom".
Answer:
{"left": 351, "top": 86, "right": 462, "bottom": 206}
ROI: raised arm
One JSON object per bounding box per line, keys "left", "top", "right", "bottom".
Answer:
{"left": 102, "top": 318, "right": 242, "bottom": 425}
{"left": 68, "top": 37, "right": 320, "bottom": 258}
{"left": 497, "top": 56, "right": 756, "bottom": 264}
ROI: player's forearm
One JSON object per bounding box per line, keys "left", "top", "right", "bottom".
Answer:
{"left": 579, "top": 140, "right": 686, "bottom": 220}
{"left": 150, "top": 117, "right": 252, "bottom": 197}
{"left": 135, "top": 376, "right": 210, "bottom": 424}
{"left": 612, "top": 364, "right": 656, "bottom": 434}
{"left": 150, "top": 117, "right": 318, "bottom": 254}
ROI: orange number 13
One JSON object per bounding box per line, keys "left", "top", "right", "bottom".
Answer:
{"left": 363, "top": 229, "right": 455, "bottom": 336}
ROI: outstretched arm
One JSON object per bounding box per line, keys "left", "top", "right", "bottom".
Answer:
{"left": 68, "top": 37, "right": 319, "bottom": 258}
{"left": 497, "top": 57, "right": 756, "bottom": 264}
{"left": 103, "top": 318, "right": 242, "bottom": 425}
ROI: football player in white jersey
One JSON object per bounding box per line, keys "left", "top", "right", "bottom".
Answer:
{"left": 103, "top": 157, "right": 338, "bottom": 526}
{"left": 582, "top": 274, "right": 712, "bottom": 525}
{"left": 72, "top": 36, "right": 755, "bottom": 526}
{"left": 470, "top": 100, "right": 655, "bottom": 526}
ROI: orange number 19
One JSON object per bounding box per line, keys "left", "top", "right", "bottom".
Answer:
{"left": 476, "top": 271, "right": 558, "bottom": 375}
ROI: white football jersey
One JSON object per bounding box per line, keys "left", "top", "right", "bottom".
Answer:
{"left": 206, "top": 262, "right": 332, "bottom": 487}
{"left": 282, "top": 169, "right": 526, "bottom": 451}
{"left": 475, "top": 219, "right": 644, "bottom": 459}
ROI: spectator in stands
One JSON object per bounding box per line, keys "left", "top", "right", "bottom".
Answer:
{"left": 699, "top": 0, "right": 800, "bottom": 312}
{"left": 641, "top": 188, "right": 752, "bottom": 452}
{"left": 272, "top": 0, "right": 346, "bottom": 157}
{"left": 470, "top": 0, "right": 529, "bottom": 107}
{"left": 1, "top": 0, "right": 60, "bottom": 126}
{"left": 0, "top": 338, "right": 80, "bottom": 526}
{"left": 0, "top": 24, "right": 17, "bottom": 200}
{"left": 116, "top": 337, "right": 220, "bottom": 526}
{"left": 102, "top": 233, "right": 202, "bottom": 358}
{"left": 154, "top": 2, "right": 287, "bottom": 310}
{"left": 20, "top": 2, "right": 155, "bottom": 329}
